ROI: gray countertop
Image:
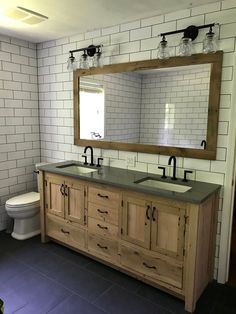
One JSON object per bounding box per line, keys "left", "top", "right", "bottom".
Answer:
{"left": 38, "top": 161, "right": 221, "bottom": 204}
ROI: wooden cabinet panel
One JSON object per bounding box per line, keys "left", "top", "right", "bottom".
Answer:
{"left": 120, "top": 244, "right": 183, "bottom": 289}
{"left": 88, "top": 233, "right": 118, "bottom": 262}
{"left": 88, "top": 186, "right": 120, "bottom": 209}
{"left": 88, "top": 217, "right": 118, "bottom": 237}
{"left": 65, "top": 180, "right": 85, "bottom": 225}
{"left": 122, "top": 195, "right": 151, "bottom": 249}
{"left": 46, "top": 175, "right": 64, "bottom": 218}
{"left": 88, "top": 202, "right": 118, "bottom": 225}
{"left": 46, "top": 214, "right": 86, "bottom": 249}
{"left": 151, "top": 203, "right": 185, "bottom": 259}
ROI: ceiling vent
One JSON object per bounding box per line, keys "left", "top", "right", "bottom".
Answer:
{"left": 5, "top": 6, "right": 48, "bottom": 25}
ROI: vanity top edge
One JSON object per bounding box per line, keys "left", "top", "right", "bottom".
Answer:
{"left": 38, "top": 160, "right": 221, "bottom": 204}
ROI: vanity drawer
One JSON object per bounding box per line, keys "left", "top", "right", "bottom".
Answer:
{"left": 88, "top": 202, "right": 118, "bottom": 225}
{"left": 88, "top": 217, "right": 118, "bottom": 237}
{"left": 88, "top": 233, "right": 118, "bottom": 262}
{"left": 88, "top": 186, "right": 120, "bottom": 209}
{"left": 120, "top": 244, "right": 183, "bottom": 289}
{"left": 46, "top": 214, "right": 86, "bottom": 250}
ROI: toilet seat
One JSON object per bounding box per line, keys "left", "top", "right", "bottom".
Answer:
{"left": 6, "top": 192, "right": 40, "bottom": 209}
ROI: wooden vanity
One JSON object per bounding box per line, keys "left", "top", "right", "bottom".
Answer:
{"left": 39, "top": 165, "right": 219, "bottom": 313}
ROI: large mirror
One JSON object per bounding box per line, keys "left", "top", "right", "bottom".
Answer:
{"left": 74, "top": 52, "right": 222, "bottom": 160}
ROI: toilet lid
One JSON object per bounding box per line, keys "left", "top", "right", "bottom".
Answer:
{"left": 6, "top": 192, "right": 40, "bottom": 207}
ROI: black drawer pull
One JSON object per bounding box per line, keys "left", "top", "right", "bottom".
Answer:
{"left": 97, "top": 193, "right": 109, "bottom": 199}
{"left": 97, "top": 223, "right": 108, "bottom": 230}
{"left": 60, "top": 184, "right": 64, "bottom": 196}
{"left": 61, "top": 228, "right": 70, "bottom": 235}
{"left": 143, "top": 262, "right": 156, "bottom": 270}
{"left": 146, "top": 205, "right": 151, "bottom": 220}
{"left": 97, "top": 208, "right": 108, "bottom": 214}
{"left": 97, "top": 243, "right": 108, "bottom": 250}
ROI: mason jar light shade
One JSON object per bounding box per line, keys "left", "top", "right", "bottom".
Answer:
{"left": 178, "top": 37, "right": 192, "bottom": 56}
{"left": 157, "top": 36, "right": 170, "bottom": 59}
{"left": 203, "top": 28, "right": 217, "bottom": 53}
{"left": 79, "top": 52, "right": 89, "bottom": 69}
{"left": 67, "top": 54, "right": 77, "bottom": 71}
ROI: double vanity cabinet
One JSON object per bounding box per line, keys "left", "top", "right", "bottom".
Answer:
{"left": 38, "top": 162, "right": 220, "bottom": 313}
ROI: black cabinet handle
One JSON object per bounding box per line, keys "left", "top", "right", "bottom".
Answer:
{"left": 97, "top": 224, "right": 108, "bottom": 230}
{"left": 97, "top": 208, "right": 108, "bottom": 214}
{"left": 61, "top": 228, "right": 70, "bottom": 234}
{"left": 97, "top": 193, "right": 109, "bottom": 199}
{"left": 33, "top": 170, "right": 39, "bottom": 174}
{"left": 146, "top": 205, "right": 151, "bottom": 220}
{"left": 152, "top": 207, "right": 156, "bottom": 221}
{"left": 97, "top": 243, "right": 108, "bottom": 250}
{"left": 143, "top": 262, "right": 156, "bottom": 270}
{"left": 60, "top": 184, "right": 64, "bottom": 196}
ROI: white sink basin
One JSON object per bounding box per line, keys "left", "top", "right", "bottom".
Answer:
{"left": 135, "top": 178, "right": 192, "bottom": 193}
{"left": 57, "top": 164, "right": 97, "bottom": 174}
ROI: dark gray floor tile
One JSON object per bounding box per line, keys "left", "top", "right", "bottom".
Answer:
{"left": 48, "top": 242, "right": 92, "bottom": 267}
{"left": 0, "top": 252, "right": 30, "bottom": 284}
{"left": 48, "top": 294, "right": 107, "bottom": 314}
{"left": 94, "top": 285, "right": 172, "bottom": 314}
{"left": 86, "top": 260, "right": 141, "bottom": 292}
{"left": 0, "top": 269, "right": 71, "bottom": 314}
{"left": 136, "top": 283, "right": 186, "bottom": 314}
{"left": 48, "top": 260, "right": 113, "bottom": 302}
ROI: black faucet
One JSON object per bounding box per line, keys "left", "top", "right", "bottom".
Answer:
{"left": 83, "top": 146, "right": 95, "bottom": 166}
{"left": 168, "top": 156, "right": 177, "bottom": 180}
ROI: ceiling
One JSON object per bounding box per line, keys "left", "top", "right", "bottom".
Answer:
{"left": 0, "top": 0, "right": 219, "bottom": 43}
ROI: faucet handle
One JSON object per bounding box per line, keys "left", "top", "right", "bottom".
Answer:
{"left": 82, "top": 155, "right": 88, "bottom": 165}
{"left": 183, "top": 170, "right": 193, "bottom": 182}
{"left": 158, "top": 166, "right": 167, "bottom": 179}
{"left": 96, "top": 157, "right": 103, "bottom": 167}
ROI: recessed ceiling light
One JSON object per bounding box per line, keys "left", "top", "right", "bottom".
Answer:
{"left": 4, "top": 6, "right": 48, "bottom": 25}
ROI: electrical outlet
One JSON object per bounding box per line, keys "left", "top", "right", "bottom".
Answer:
{"left": 126, "top": 156, "right": 136, "bottom": 167}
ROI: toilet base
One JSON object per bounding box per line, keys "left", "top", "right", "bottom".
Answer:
{"left": 11, "top": 212, "right": 41, "bottom": 240}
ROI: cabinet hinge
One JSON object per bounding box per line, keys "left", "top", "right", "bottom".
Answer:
{"left": 121, "top": 227, "right": 123, "bottom": 234}
{"left": 121, "top": 199, "right": 123, "bottom": 207}
{"left": 44, "top": 180, "right": 47, "bottom": 187}
{"left": 183, "top": 248, "right": 186, "bottom": 256}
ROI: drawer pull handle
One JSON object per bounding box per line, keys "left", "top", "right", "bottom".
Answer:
{"left": 143, "top": 262, "right": 156, "bottom": 270}
{"left": 97, "top": 208, "right": 108, "bottom": 214}
{"left": 146, "top": 205, "right": 151, "bottom": 220}
{"left": 97, "top": 243, "right": 108, "bottom": 250}
{"left": 64, "top": 185, "right": 68, "bottom": 196}
{"left": 61, "top": 228, "right": 70, "bottom": 235}
{"left": 60, "top": 184, "right": 64, "bottom": 196}
{"left": 97, "top": 223, "right": 108, "bottom": 230}
{"left": 152, "top": 207, "right": 156, "bottom": 222}
{"left": 97, "top": 193, "right": 109, "bottom": 199}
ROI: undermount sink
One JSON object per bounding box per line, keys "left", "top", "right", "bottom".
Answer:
{"left": 56, "top": 163, "right": 97, "bottom": 174}
{"left": 134, "top": 177, "right": 192, "bottom": 193}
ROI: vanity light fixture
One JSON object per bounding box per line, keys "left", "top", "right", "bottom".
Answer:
{"left": 67, "top": 44, "right": 103, "bottom": 71}
{"left": 158, "top": 23, "right": 218, "bottom": 59}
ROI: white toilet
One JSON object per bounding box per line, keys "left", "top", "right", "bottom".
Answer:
{"left": 5, "top": 163, "right": 45, "bottom": 240}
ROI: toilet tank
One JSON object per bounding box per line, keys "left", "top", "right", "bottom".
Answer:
{"left": 35, "top": 163, "right": 49, "bottom": 191}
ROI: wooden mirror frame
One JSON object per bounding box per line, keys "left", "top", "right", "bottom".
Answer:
{"left": 73, "top": 51, "right": 223, "bottom": 160}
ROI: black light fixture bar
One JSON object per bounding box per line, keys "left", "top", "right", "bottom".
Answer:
{"left": 160, "top": 23, "right": 216, "bottom": 41}
{"left": 69, "top": 44, "right": 102, "bottom": 57}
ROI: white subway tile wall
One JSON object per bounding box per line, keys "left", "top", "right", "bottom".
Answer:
{"left": 0, "top": 37, "right": 40, "bottom": 230}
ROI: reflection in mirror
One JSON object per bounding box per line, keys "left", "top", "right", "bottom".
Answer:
{"left": 80, "top": 64, "right": 211, "bottom": 149}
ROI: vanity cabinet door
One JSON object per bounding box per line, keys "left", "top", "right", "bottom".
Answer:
{"left": 65, "top": 179, "right": 86, "bottom": 225}
{"left": 45, "top": 174, "right": 65, "bottom": 218}
{"left": 122, "top": 194, "right": 151, "bottom": 249}
{"left": 151, "top": 202, "right": 186, "bottom": 259}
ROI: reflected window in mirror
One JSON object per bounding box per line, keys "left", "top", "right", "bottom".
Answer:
{"left": 80, "top": 80, "right": 104, "bottom": 140}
